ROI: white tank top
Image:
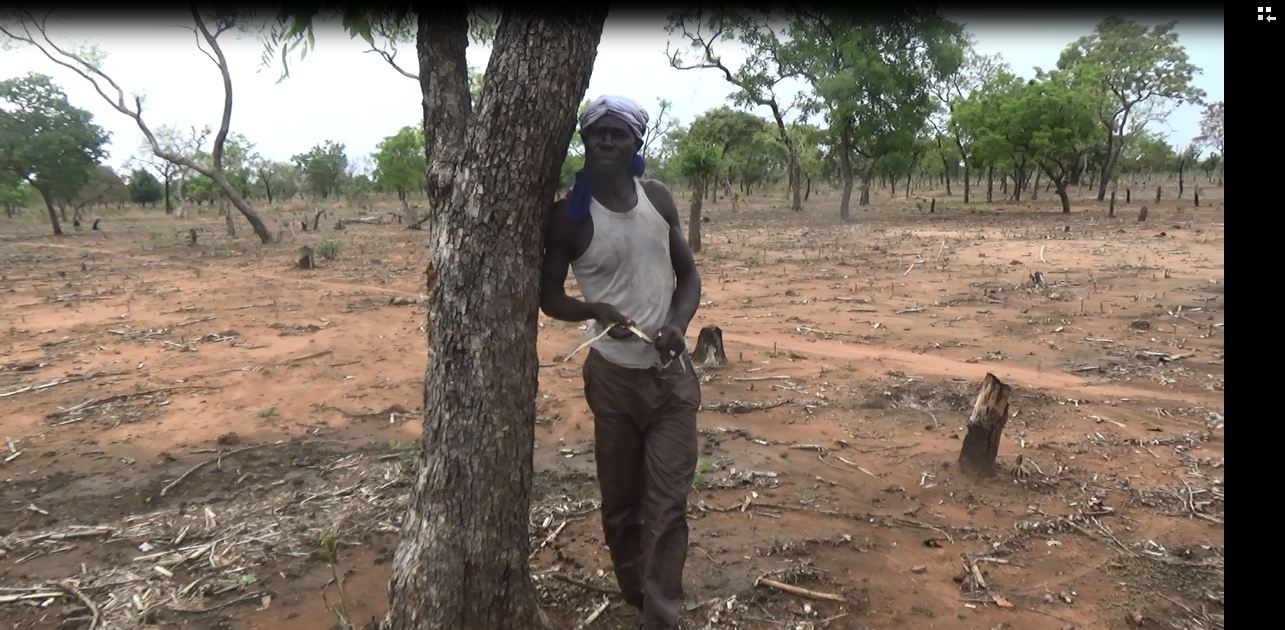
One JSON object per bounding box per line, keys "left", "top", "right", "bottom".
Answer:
{"left": 570, "top": 178, "right": 675, "bottom": 369}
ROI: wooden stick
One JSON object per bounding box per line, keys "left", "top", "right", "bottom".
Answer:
{"left": 167, "top": 592, "right": 264, "bottom": 614}
{"left": 576, "top": 598, "right": 611, "bottom": 629}
{"left": 732, "top": 375, "right": 793, "bottom": 382}
{"left": 0, "top": 590, "right": 63, "bottom": 603}
{"left": 1039, "top": 245, "right": 1048, "bottom": 264}
{"left": 0, "top": 371, "right": 124, "bottom": 399}
{"left": 561, "top": 327, "right": 613, "bottom": 363}
{"left": 59, "top": 580, "right": 100, "bottom": 630}
{"left": 550, "top": 573, "right": 621, "bottom": 596}
{"left": 276, "top": 350, "right": 334, "bottom": 366}
{"left": 160, "top": 443, "right": 276, "bottom": 497}
{"left": 755, "top": 577, "right": 846, "bottom": 602}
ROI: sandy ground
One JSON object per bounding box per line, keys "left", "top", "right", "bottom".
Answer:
{"left": 0, "top": 184, "right": 1223, "bottom": 629}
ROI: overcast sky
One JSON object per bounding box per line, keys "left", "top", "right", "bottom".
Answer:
{"left": 0, "top": 9, "right": 1223, "bottom": 175}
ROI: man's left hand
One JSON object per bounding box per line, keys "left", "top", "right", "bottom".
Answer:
{"left": 654, "top": 323, "right": 687, "bottom": 361}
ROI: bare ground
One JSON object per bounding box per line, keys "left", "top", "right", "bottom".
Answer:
{"left": 0, "top": 185, "right": 1223, "bottom": 630}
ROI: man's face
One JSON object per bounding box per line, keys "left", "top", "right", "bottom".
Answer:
{"left": 582, "top": 114, "right": 640, "bottom": 170}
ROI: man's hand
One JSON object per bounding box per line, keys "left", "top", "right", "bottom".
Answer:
{"left": 653, "top": 323, "right": 687, "bottom": 360}
{"left": 590, "top": 302, "right": 636, "bottom": 339}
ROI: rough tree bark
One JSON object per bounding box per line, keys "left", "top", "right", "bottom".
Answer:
{"left": 384, "top": 9, "right": 607, "bottom": 630}
{"left": 688, "top": 180, "right": 704, "bottom": 254}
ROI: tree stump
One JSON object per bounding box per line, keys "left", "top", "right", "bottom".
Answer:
{"left": 297, "top": 246, "right": 315, "bottom": 270}
{"left": 1194, "top": 187, "right": 1200, "bottom": 207}
{"left": 692, "top": 325, "right": 728, "bottom": 367}
{"left": 92, "top": 218, "right": 101, "bottom": 231}
{"left": 313, "top": 210, "right": 326, "bottom": 231}
{"left": 1138, "top": 206, "right": 1149, "bottom": 223}
{"left": 225, "top": 213, "right": 236, "bottom": 238}
{"left": 1154, "top": 186, "right": 1161, "bottom": 204}
{"left": 930, "top": 198, "right": 936, "bottom": 214}
{"left": 1109, "top": 191, "right": 1115, "bottom": 217}
{"left": 1126, "top": 188, "right": 1131, "bottom": 204}
{"left": 957, "top": 373, "right": 1012, "bottom": 478}
{"left": 301, "top": 220, "right": 309, "bottom": 233}
{"left": 188, "top": 228, "right": 198, "bottom": 245}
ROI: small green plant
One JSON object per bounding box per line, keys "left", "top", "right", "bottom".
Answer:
{"left": 314, "top": 239, "right": 342, "bottom": 260}
{"left": 389, "top": 439, "right": 421, "bottom": 474}
{"left": 693, "top": 458, "right": 716, "bottom": 489}
{"left": 257, "top": 404, "right": 278, "bottom": 418}
{"left": 238, "top": 573, "right": 258, "bottom": 589}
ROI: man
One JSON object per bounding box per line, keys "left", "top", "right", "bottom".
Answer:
{"left": 540, "top": 95, "right": 702, "bottom": 630}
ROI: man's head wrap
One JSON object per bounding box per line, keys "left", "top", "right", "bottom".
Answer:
{"left": 579, "top": 95, "right": 649, "bottom": 144}
{"left": 567, "top": 95, "right": 649, "bottom": 223}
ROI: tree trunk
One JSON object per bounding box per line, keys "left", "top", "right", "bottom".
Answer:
{"left": 264, "top": 175, "right": 274, "bottom": 204}
{"left": 767, "top": 110, "right": 802, "bottom": 212}
{"left": 804, "top": 175, "right": 812, "bottom": 201}
{"left": 385, "top": 10, "right": 606, "bottom": 630}
{"left": 688, "top": 183, "right": 703, "bottom": 254}
{"left": 986, "top": 166, "right": 994, "bottom": 203}
{"left": 1109, "top": 190, "right": 1116, "bottom": 217}
{"left": 939, "top": 137, "right": 953, "bottom": 197}
{"left": 163, "top": 176, "right": 173, "bottom": 214}
{"left": 1178, "top": 158, "right": 1186, "bottom": 196}
{"left": 962, "top": 161, "right": 970, "bottom": 204}
{"left": 36, "top": 185, "right": 64, "bottom": 236}
{"left": 957, "top": 373, "right": 1012, "bottom": 478}
{"left": 838, "top": 123, "right": 854, "bottom": 221}
{"left": 1030, "top": 168, "right": 1040, "bottom": 201}
{"left": 859, "top": 169, "right": 872, "bottom": 207}
{"left": 1052, "top": 175, "right": 1071, "bottom": 213}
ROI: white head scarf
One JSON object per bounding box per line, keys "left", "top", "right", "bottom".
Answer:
{"left": 579, "top": 95, "right": 649, "bottom": 142}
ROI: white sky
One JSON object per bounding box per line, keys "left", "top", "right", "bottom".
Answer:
{"left": 0, "top": 9, "right": 1223, "bottom": 175}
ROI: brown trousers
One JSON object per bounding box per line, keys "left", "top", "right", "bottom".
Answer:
{"left": 583, "top": 349, "right": 700, "bottom": 630}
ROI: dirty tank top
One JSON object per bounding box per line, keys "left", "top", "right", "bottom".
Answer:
{"left": 570, "top": 178, "right": 675, "bottom": 369}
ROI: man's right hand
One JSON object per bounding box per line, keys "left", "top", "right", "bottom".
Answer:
{"left": 590, "top": 303, "right": 636, "bottom": 339}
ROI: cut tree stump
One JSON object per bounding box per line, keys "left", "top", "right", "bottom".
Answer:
{"left": 957, "top": 373, "right": 1012, "bottom": 478}
{"left": 188, "top": 228, "right": 198, "bottom": 245}
{"left": 312, "top": 210, "right": 326, "bottom": 231}
{"left": 297, "top": 246, "right": 315, "bottom": 270}
{"left": 692, "top": 325, "right": 728, "bottom": 367}
{"left": 1109, "top": 191, "right": 1116, "bottom": 217}
{"left": 225, "top": 213, "right": 236, "bottom": 238}
{"left": 1138, "top": 206, "right": 1149, "bottom": 223}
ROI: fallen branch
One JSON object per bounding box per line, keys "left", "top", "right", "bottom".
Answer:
{"left": 276, "top": 350, "right": 334, "bottom": 366}
{"left": 0, "top": 590, "right": 64, "bottom": 603}
{"left": 549, "top": 573, "right": 622, "bottom": 596}
{"left": 0, "top": 371, "right": 127, "bottom": 399}
{"left": 160, "top": 443, "right": 279, "bottom": 497}
{"left": 576, "top": 598, "right": 610, "bottom": 629}
{"left": 48, "top": 386, "right": 219, "bottom": 423}
{"left": 755, "top": 577, "right": 846, "bottom": 603}
{"left": 59, "top": 580, "right": 100, "bottom": 630}
{"left": 166, "top": 591, "right": 264, "bottom": 614}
